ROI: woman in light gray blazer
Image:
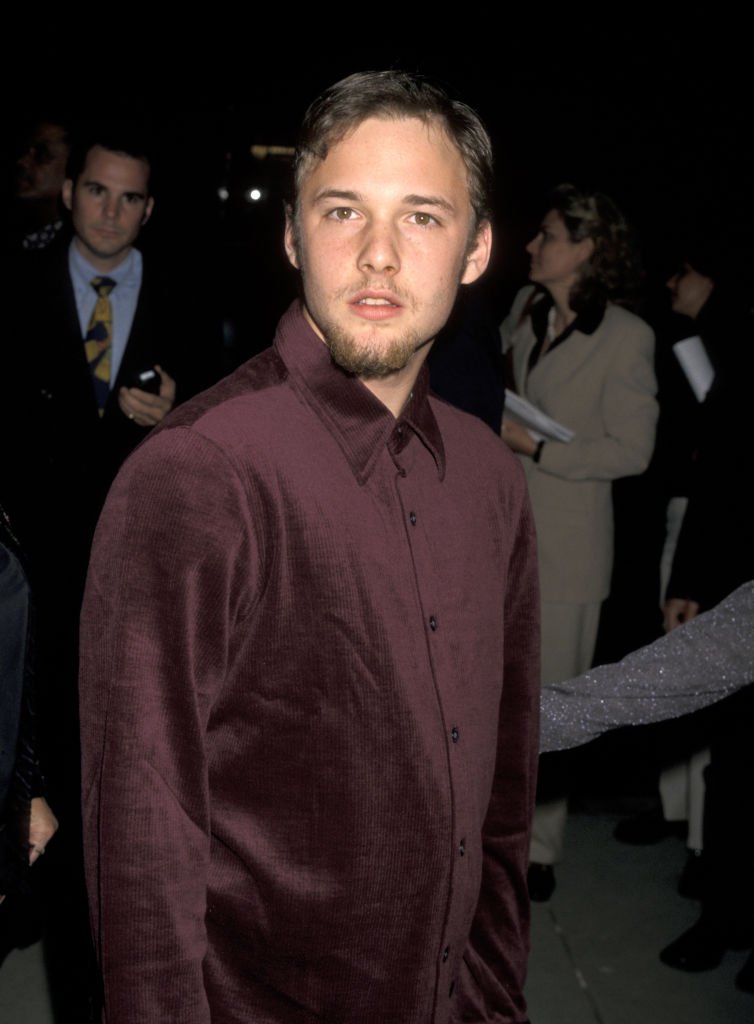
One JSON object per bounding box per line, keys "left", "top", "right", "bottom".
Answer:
{"left": 500, "top": 184, "right": 658, "bottom": 899}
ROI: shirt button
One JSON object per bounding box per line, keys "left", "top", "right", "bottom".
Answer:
{"left": 429, "top": 615, "right": 437, "bottom": 631}
{"left": 451, "top": 727, "right": 459, "bottom": 743}
{"left": 398, "top": 468, "right": 407, "bottom": 478}
{"left": 459, "top": 839, "right": 465, "bottom": 856}
{"left": 449, "top": 981, "right": 455, "bottom": 997}
{"left": 442, "top": 946, "right": 450, "bottom": 962}
{"left": 409, "top": 511, "right": 417, "bottom": 525}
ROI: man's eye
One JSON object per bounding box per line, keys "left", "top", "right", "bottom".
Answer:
{"left": 329, "top": 207, "right": 356, "bottom": 221}
{"left": 410, "top": 212, "right": 436, "bottom": 227}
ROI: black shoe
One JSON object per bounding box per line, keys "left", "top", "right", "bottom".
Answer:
{"left": 736, "top": 949, "right": 754, "bottom": 993}
{"left": 678, "top": 849, "right": 706, "bottom": 899}
{"left": 660, "top": 920, "right": 726, "bottom": 972}
{"left": 528, "top": 863, "right": 556, "bottom": 903}
{"left": 614, "top": 807, "right": 687, "bottom": 845}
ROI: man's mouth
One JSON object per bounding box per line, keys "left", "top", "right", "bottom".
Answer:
{"left": 349, "top": 292, "right": 403, "bottom": 319}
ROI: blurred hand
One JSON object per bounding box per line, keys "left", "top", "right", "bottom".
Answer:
{"left": 118, "top": 365, "right": 177, "bottom": 427}
{"left": 501, "top": 417, "right": 538, "bottom": 457}
{"left": 28, "top": 797, "right": 58, "bottom": 865}
{"left": 663, "top": 597, "right": 700, "bottom": 633}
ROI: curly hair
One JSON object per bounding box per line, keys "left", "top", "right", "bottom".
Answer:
{"left": 549, "top": 183, "right": 643, "bottom": 312}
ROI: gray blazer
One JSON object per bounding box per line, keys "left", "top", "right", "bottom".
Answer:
{"left": 501, "top": 285, "right": 658, "bottom": 604}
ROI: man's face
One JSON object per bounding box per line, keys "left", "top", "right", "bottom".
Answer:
{"left": 285, "top": 116, "right": 491, "bottom": 380}
{"left": 16, "top": 122, "right": 70, "bottom": 201}
{"left": 62, "top": 145, "right": 154, "bottom": 272}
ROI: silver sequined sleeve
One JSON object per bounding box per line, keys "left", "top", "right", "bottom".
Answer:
{"left": 540, "top": 581, "right": 754, "bottom": 752}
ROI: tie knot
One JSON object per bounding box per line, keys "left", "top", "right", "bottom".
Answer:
{"left": 91, "top": 276, "right": 116, "bottom": 297}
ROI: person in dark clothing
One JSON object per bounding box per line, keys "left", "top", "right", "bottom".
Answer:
{"left": 663, "top": 256, "right": 754, "bottom": 625}
{"left": 0, "top": 503, "right": 57, "bottom": 959}
{"left": 654, "top": 239, "right": 754, "bottom": 985}
{"left": 428, "top": 282, "right": 506, "bottom": 433}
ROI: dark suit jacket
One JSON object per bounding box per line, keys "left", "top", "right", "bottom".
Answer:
{"left": 4, "top": 233, "right": 218, "bottom": 592}
{"left": 2, "top": 233, "right": 220, "bottom": 787}
{"left": 667, "top": 291, "right": 754, "bottom": 609}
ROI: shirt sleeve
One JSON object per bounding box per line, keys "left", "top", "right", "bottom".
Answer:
{"left": 539, "top": 581, "right": 754, "bottom": 753}
{"left": 535, "top": 319, "right": 658, "bottom": 482}
{"left": 454, "top": 480, "right": 541, "bottom": 1023}
{"left": 79, "top": 426, "right": 259, "bottom": 1024}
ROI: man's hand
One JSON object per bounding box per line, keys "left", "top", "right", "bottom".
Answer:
{"left": 28, "top": 797, "right": 58, "bottom": 865}
{"left": 501, "top": 417, "right": 538, "bottom": 457}
{"left": 663, "top": 597, "right": 701, "bottom": 633}
{"left": 118, "top": 365, "right": 177, "bottom": 428}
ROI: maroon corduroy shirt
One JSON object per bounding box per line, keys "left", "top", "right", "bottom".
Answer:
{"left": 80, "top": 301, "right": 540, "bottom": 1023}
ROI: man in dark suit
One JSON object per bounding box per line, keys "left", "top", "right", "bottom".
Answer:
{"left": 2, "top": 125, "right": 215, "bottom": 1021}
{"left": 7, "top": 127, "right": 190, "bottom": 569}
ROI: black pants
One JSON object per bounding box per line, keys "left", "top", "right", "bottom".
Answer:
{"left": 700, "top": 685, "right": 754, "bottom": 940}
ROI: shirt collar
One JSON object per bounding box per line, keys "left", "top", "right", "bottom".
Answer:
{"left": 68, "top": 239, "right": 142, "bottom": 290}
{"left": 274, "top": 302, "right": 445, "bottom": 485}
{"left": 530, "top": 288, "right": 605, "bottom": 351}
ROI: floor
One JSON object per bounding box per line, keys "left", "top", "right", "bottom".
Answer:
{"left": 525, "top": 804, "right": 752, "bottom": 1024}
{"left": 1, "top": 807, "right": 751, "bottom": 1023}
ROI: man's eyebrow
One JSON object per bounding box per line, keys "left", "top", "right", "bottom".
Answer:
{"left": 81, "top": 179, "right": 146, "bottom": 200}
{"left": 403, "top": 194, "right": 457, "bottom": 215}
{"left": 311, "top": 188, "right": 363, "bottom": 204}
{"left": 310, "top": 189, "right": 457, "bottom": 216}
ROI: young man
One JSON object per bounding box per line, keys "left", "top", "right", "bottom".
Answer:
{"left": 79, "top": 72, "right": 540, "bottom": 1024}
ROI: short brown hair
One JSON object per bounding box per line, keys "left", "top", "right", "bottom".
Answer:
{"left": 293, "top": 70, "right": 494, "bottom": 234}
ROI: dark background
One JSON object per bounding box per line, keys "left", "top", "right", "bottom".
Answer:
{"left": 5, "top": 17, "right": 752, "bottom": 360}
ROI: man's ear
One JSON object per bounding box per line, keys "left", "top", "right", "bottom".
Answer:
{"left": 61, "top": 178, "right": 74, "bottom": 212}
{"left": 142, "top": 196, "right": 155, "bottom": 227}
{"left": 461, "top": 220, "right": 492, "bottom": 285}
{"left": 284, "top": 205, "right": 300, "bottom": 270}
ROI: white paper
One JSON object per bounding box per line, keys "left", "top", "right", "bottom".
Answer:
{"left": 504, "top": 390, "right": 574, "bottom": 443}
{"left": 673, "top": 336, "right": 715, "bottom": 402}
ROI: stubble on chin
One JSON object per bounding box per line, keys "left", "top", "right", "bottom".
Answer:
{"left": 321, "top": 318, "right": 426, "bottom": 380}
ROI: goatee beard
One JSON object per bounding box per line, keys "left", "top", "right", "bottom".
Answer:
{"left": 326, "top": 325, "right": 425, "bottom": 379}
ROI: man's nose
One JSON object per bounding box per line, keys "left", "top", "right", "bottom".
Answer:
{"left": 102, "top": 195, "right": 120, "bottom": 221}
{"left": 357, "top": 220, "right": 401, "bottom": 275}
